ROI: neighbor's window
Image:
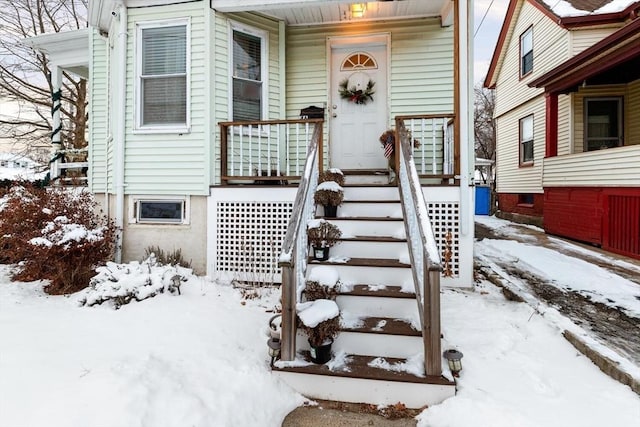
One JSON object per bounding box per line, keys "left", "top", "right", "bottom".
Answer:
{"left": 519, "top": 114, "right": 534, "bottom": 164}
{"left": 520, "top": 26, "right": 533, "bottom": 77}
{"left": 137, "top": 21, "right": 189, "bottom": 129}
{"left": 231, "top": 24, "right": 266, "bottom": 122}
{"left": 584, "top": 97, "right": 623, "bottom": 151}
{"left": 136, "top": 200, "right": 185, "bottom": 224}
{"left": 518, "top": 194, "right": 534, "bottom": 205}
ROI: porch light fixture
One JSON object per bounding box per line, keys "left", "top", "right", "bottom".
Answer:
{"left": 443, "top": 349, "right": 464, "bottom": 376}
{"left": 350, "top": 3, "right": 367, "bottom": 18}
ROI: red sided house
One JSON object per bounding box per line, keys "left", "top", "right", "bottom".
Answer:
{"left": 485, "top": 0, "right": 640, "bottom": 259}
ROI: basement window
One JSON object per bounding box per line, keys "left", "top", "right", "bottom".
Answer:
{"left": 131, "top": 196, "right": 190, "bottom": 224}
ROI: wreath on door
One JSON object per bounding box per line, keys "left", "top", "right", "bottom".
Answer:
{"left": 338, "top": 78, "right": 375, "bottom": 105}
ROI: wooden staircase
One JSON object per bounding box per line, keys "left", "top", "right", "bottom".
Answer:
{"left": 273, "top": 173, "right": 456, "bottom": 408}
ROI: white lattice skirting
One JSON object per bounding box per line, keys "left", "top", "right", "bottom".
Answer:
{"left": 208, "top": 187, "right": 469, "bottom": 286}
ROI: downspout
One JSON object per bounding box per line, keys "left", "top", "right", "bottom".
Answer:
{"left": 114, "top": 1, "right": 127, "bottom": 262}
{"left": 458, "top": 0, "right": 473, "bottom": 237}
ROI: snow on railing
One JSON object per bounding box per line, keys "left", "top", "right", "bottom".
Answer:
{"left": 218, "top": 118, "right": 324, "bottom": 185}
{"left": 395, "top": 117, "right": 443, "bottom": 377}
{"left": 277, "top": 122, "right": 322, "bottom": 361}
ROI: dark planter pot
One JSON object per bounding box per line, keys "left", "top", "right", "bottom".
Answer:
{"left": 312, "top": 246, "right": 330, "bottom": 261}
{"left": 323, "top": 204, "right": 338, "bottom": 218}
{"left": 309, "top": 340, "right": 333, "bottom": 364}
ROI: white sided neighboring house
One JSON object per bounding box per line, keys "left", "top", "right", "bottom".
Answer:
{"left": 485, "top": 0, "right": 640, "bottom": 260}
{"left": 26, "top": 0, "right": 477, "bottom": 407}
{"left": 0, "top": 153, "right": 46, "bottom": 181}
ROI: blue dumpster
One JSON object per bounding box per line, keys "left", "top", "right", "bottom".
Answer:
{"left": 475, "top": 186, "right": 490, "bottom": 215}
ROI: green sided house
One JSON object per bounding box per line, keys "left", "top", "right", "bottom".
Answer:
{"left": 30, "top": 0, "right": 475, "bottom": 406}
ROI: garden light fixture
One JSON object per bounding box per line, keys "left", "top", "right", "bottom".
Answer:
{"left": 443, "top": 349, "right": 464, "bottom": 376}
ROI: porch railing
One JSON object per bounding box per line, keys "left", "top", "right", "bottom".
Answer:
{"left": 218, "top": 118, "right": 323, "bottom": 185}
{"left": 394, "top": 114, "right": 455, "bottom": 179}
{"left": 277, "top": 122, "right": 322, "bottom": 361}
{"left": 50, "top": 148, "right": 89, "bottom": 184}
{"left": 395, "top": 118, "right": 443, "bottom": 377}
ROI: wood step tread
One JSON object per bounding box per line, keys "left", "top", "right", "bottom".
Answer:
{"left": 273, "top": 352, "right": 453, "bottom": 386}
{"left": 340, "top": 200, "right": 399, "bottom": 204}
{"left": 341, "top": 315, "right": 420, "bottom": 336}
{"left": 327, "top": 216, "right": 403, "bottom": 221}
{"left": 340, "top": 169, "right": 389, "bottom": 176}
{"left": 308, "top": 257, "right": 411, "bottom": 268}
{"left": 339, "top": 284, "right": 415, "bottom": 299}
{"left": 339, "top": 236, "right": 406, "bottom": 243}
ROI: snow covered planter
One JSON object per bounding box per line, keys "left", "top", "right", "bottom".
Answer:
{"left": 78, "top": 258, "right": 193, "bottom": 309}
{"left": 297, "top": 299, "right": 340, "bottom": 364}
{"left": 0, "top": 185, "right": 117, "bottom": 294}
{"left": 305, "top": 266, "right": 340, "bottom": 301}
{"left": 314, "top": 170, "right": 344, "bottom": 218}
{"left": 307, "top": 219, "right": 341, "bottom": 261}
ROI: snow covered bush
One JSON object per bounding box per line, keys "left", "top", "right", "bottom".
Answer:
{"left": 78, "top": 258, "right": 192, "bottom": 309}
{"left": 0, "top": 185, "right": 116, "bottom": 294}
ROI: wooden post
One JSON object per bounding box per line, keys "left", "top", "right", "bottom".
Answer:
{"left": 545, "top": 92, "right": 558, "bottom": 158}
{"left": 220, "top": 124, "right": 228, "bottom": 185}
{"left": 280, "top": 264, "right": 297, "bottom": 361}
{"left": 424, "top": 266, "right": 442, "bottom": 376}
{"left": 317, "top": 122, "right": 324, "bottom": 172}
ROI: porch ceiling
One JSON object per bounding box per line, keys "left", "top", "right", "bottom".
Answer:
{"left": 211, "top": 0, "right": 452, "bottom": 25}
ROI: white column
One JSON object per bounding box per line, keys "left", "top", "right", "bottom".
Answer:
{"left": 50, "top": 65, "right": 63, "bottom": 179}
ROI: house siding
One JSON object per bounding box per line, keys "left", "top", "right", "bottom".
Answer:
{"left": 494, "top": 1, "right": 569, "bottom": 118}
{"left": 286, "top": 18, "right": 453, "bottom": 123}
{"left": 122, "top": 1, "right": 210, "bottom": 195}
{"left": 569, "top": 26, "right": 620, "bottom": 56}
{"left": 88, "top": 29, "right": 110, "bottom": 193}
{"left": 557, "top": 93, "right": 572, "bottom": 155}
{"left": 627, "top": 79, "right": 640, "bottom": 146}
{"left": 495, "top": 97, "right": 544, "bottom": 194}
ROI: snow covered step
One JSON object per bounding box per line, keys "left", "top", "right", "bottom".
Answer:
{"left": 318, "top": 201, "right": 403, "bottom": 218}
{"left": 335, "top": 294, "right": 418, "bottom": 319}
{"left": 329, "top": 238, "right": 407, "bottom": 260}
{"left": 294, "top": 329, "right": 422, "bottom": 359}
{"left": 328, "top": 218, "right": 405, "bottom": 238}
{"left": 307, "top": 259, "right": 413, "bottom": 286}
{"left": 342, "top": 173, "right": 391, "bottom": 185}
{"left": 342, "top": 186, "right": 399, "bottom": 201}
{"left": 272, "top": 353, "right": 455, "bottom": 409}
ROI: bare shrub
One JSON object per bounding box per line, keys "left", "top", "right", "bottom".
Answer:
{"left": 0, "top": 185, "right": 117, "bottom": 294}
{"left": 143, "top": 246, "right": 192, "bottom": 268}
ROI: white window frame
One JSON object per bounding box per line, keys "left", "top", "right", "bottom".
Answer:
{"left": 228, "top": 21, "right": 268, "bottom": 123}
{"left": 134, "top": 18, "right": 191, "bottom": 134}
{"left": 520, "top": 26, "right": 533, "bottom": 77}
{"left": 129, "top": 195, "right": 191, "bottom": 225}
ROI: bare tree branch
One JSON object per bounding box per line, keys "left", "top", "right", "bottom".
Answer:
{"left": 0, "top": 0, "right": 88, "bottom": 157}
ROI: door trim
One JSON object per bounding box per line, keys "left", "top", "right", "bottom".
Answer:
{"left": 326, "top": 33, "right": 391, "bottom": 168}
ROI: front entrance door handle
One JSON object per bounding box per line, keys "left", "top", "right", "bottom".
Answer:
{"left": 332, "top": 104, "right": 337, "bottom": 109}
{"left": 332, "top": 113, "right": 337, "bottom": 118}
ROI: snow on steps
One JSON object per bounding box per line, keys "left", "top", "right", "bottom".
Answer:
{"left": 275, "top": 180, "right": 455, "bottom": 408}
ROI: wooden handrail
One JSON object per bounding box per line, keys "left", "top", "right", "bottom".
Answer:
{"left": 277, "top": 122, "right": 322, "bottom": 361}
{"left": 395, "top": 117, "right": 443, "bottom": 377}
{"left": 218, "top": 118, "right": 324, "bottom": 127}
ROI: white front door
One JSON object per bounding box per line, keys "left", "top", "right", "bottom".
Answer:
{"left": 329, "top": 38, "right": 388, "bottom": 170}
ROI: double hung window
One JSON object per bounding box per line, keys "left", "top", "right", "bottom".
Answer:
{"left": 137, "top": 21, "right": 189, "bottom": 130}
{"left": 520, "top": 27, "right": 533, "bottom": 77}
{"left": 584, "top": 98, "right": 623, "bottom": 151}
{"left": 519, "top": 115, "right": 534, "bottom": 165}
{"left": 231, "top": 24, "right": 266, "bottom": 122}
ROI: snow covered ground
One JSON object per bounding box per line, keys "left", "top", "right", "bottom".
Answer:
{"left": 1, "top": 217, "right": 640, "bottom": 426}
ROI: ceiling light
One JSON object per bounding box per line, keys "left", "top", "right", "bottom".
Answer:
{"left": 351, "top": 3, "right": 367, "bottom": 18}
